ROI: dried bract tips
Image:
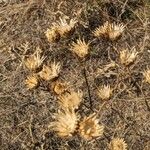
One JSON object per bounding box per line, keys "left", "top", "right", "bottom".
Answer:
{"left": 78, "top": 113, "right": 104, "bottom": 140}
{"left": 45, "top": 26, "right": 60, "bottom": 43}
{"left": 109, "top": 138, "right": 127, "bottom": 150}
{"left": 24, "top": 51, "right": 45, "bottom": 72}
{"left": 58, "top": 90, "right": 83, "bottom": 110}
{"left": 50, "top": 110, "right": 78, "bottom": 138}
{"left": 25, "top": 74, "right": 39, "bottom": 89}
{"left": 39, "top": 62, "right": 61, "bottom": 81}
{"left": 143, "top": 69, "right": 150, "bottom": 84}
{"left": 71, "top": 39, "right": 89, "bottom": 58}
{"left": 56, "top": 17, "right": 77, "bottom": 37}
{"left": 97, "top": 85, "right": 113, "bottom": 100}
{"left": 120, "top": 48, "right": 138, "bottom": 66}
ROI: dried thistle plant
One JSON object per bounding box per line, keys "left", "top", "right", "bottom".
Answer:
{"left": 93, "top": 22, "right": 125, "bottom": 40}
{"left": 56, "top": 17, "right": 77, "bottom": 37}
{"left": 71, "top": 39, "right": 89, "bottom": 58}
{"left": 78, "top": 113, "right": 104, "bottom": 140}
{"left": 51, "top": 80, "right": 69, "bottom": 95}
{"left": 50, "top": 110, "right": 78, "bottom": 138}
{"left": 24, "top": 51, "right": 45, "bottom": 72}
{"left": 45, "top": 26, "right": 60, "bottom": 43}
{"left": 109, "top": 138, "right": 127, "bottom": 150}
{"left": 39, "top": 62, "right": 61, "bottom": 81}
{"left": 97, "top": 85, "right": 113, "bottom": 100}
{"left": 143, "top": 69, "right": 150, "bottom": 84}
{"left": 25, "top": 74, "right": 39, "bottom": 89}
{"left": 58, "top": 90, "right": 83, "bottom": 110}
{"left": 120, "top": 48, "right": 138, "bottom": 66}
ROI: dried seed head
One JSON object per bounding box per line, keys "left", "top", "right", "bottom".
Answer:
{"left": 45, "top": 26, "right": 60, "bottom": 43}
{"left": 39, "top": 62, "right": 61, "bottom": 81}
{"left": 143, "top": 69, "right": 150, "bottom": 84}
{"left": 56, "top": 17, "right": 77, "bottom": 37}
{"left": 50, "top": 110, "right": 78, "bottom": 138}
{"left": 24, "top": 51, "right": 45, "bottom": 71}
{"left": 120, "top": 48, "right": 138, "bottom": 66}
{"left": 51, "top": 80, "right": 69, "bottom": 95}
{"left": 93, "top": 22, "right": 125, "bottom": 40}
{"left": 108, "top": 23, "right": 125, "bottom": 41}
{"left": 58, "top": 90, "right": 83, "bottom": 110}
{"left": 93, "top": 21, "right": 109, "bottom": 38}
{"left": 25, "top": 74, "right": 39, "bottom": 89}
{"left": 97, "top": 85, "right": 113, "bottom": 100}
{"left": 109, "top": 138, "right": 127, "bottom": 150}
{"left": 78, "top": 113, "right": 104, "bottom": 140}
{"left": 71, "top": 39, "right": 89, "bottom": 58}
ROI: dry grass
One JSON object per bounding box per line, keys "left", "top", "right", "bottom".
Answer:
{"left": 0, "top": 0, "right": 150, "bottom": 149}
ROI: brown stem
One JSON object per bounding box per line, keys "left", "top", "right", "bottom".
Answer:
{"left": 83, "top": 66, "right": 93, "bottom": 109}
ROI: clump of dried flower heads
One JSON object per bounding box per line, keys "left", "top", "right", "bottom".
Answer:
{"left": 109, "top": 138, "right": 127, "bottom": 150}
{"left": 56, "top": 17, "right": 77, "bottom": 37}
{"left": 45, "top": 17, "right": 77, "bottom": 42}
{"left": 24, "top": 47, "right": 61, "bottom": 89}
{"left": 93, "top": 21, "right": 125, "bottom": 41}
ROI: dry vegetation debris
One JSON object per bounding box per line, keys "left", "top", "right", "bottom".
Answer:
{"left": 0, "top": 0, "right": 150, "bottom": 150}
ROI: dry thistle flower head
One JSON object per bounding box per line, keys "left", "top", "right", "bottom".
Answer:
{"left": 39, "top": 62, "right": 61, "bottom": 81}
{"left": 71, "top": 39, "right": 89, "bottom": 58}
{"left": 109, "top": 138, "right": 127, "bottom": 150}
{"left": 143, "top": 69, "right": 150, "bottom": 84}
{"left": 97, "top": 85, "right": 113, "bottom": 100}
{"left": 50, "top": 109, "right": 78, "bottom": 138}
{"left": 56, "top": 17, "right": 77, "bottom": 37}
{"left": 93, "top": 21, "right": 109, "bottom": 38}
{"left": 93, "top": 22, "right": 125, "bottom": 41}
{"left": 120, "top": 48, "right": 138, "bottom": 66}
{"left": 24, "top": 51, "right": 45, "bottom": 72}
{"left": 51, "top": 80, "right": 69, "bottom": 95}
{"left": 108, "top": 23, "right": 125, "bottom": 41}
{"left": 25, "top": 74, "right": 39, "bottom": 89}
{"left": 45, "top": 26, "right": 60, "bottom": 43}
{"left": 78, "top": 113, "right": 104, "bottom": 140}
{"left": 58, "top": 90, "right": 83, "bottom": 110}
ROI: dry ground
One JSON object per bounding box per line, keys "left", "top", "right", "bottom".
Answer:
{"left": 0, "top": 0, "right": 150, "bottom": 150}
